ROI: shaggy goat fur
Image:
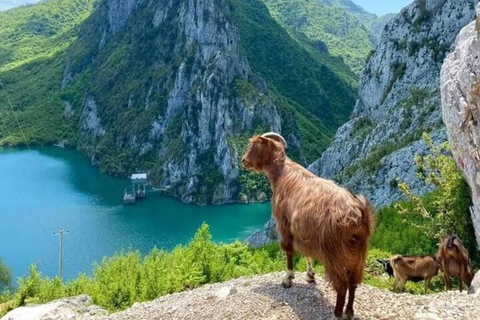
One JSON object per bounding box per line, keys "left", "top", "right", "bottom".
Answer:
{"left": 436, "top": 235, "right": 474, "bottom": 292}
{"left": 390, "top": 255, "right": 439, "bottom": 294}
{"left": 242, "top": 134, "right": 374, "bottom": 319}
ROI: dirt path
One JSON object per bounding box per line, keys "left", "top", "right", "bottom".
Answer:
{"left": 104, "top": 272, "right": 479, "bottom": 320}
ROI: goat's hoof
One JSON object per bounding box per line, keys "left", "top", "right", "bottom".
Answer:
{"left": 343, "top": 311, "right": 354, "bottom": 320}
{"left": 281, "top": 279, "right": 293, "bottom": 288}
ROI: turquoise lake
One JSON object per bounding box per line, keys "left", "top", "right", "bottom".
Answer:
{"left": 0, "top": 147, "right": 271, "bottom": 281}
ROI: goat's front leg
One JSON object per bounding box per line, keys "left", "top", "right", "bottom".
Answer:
{"left": 306, "top": 256, "right": 316, "bottom": 283}
{"left": 459, "top": 279, "right": 463, "bottom": 292}
{"left": 333, "top": 286, "right": 347, "bottom": 320}
{"left": 344, "top": 283, "right": 357, "bottom": 320}
{"left": 444, "top": 273, "right": 451, "bottom": 291}
{"left": 281, "top": 235, "right": 295, "bottom": 288}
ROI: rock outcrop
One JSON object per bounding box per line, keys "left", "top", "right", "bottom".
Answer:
{"left": 0, "top": 295, "right": 107, "bottom": 320}
{"left": 441, "top": 3, "right": 480, "bottom": 247}
{"left": 309, "top": 0, "right": 477, "bottom": 208}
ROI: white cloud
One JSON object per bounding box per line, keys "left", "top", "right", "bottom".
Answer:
{"left": 0, "top": 0, "right": 44, "bottom": 11}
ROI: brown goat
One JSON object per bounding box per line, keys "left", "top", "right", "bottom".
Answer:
{"left": 436, "top": 235, "right": 474, "bottom": 292}
{"left": 390, "top": 255, "right": 439, "bottom": 294}
{"left": 242, "top": 133, "right": 374, "bottom": 320}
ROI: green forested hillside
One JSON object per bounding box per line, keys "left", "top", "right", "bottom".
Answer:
{"left": 0, "top": 0, "right": 95, "bottom": 145}
{"left": 261, "top": 0, "right": 383, "bottom": 74}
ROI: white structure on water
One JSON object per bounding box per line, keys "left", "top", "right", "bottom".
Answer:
{"left": 123, "top": 173, "right": 147, "bottom": 204}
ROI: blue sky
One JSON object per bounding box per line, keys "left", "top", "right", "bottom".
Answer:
{"left": 0, "top": 0, "right": 42, "bottom": 11}
{"left": 1, "top": 0, "right": 415, "bottom": 14}
{"left": 353, "top": 0, "right": 414, "bottom": 16}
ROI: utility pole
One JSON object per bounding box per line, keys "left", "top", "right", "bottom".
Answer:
{"left": 53, "top": 227, "right": 69, "bottom": 280}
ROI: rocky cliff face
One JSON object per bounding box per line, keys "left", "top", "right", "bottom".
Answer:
{"left": 441, "top": 4, "right": 480, "bottom": 247}
{"left": 309, "top": 0, "right": 477, "bottom": 208}
{"left": 60, "top": 0, "right": 355, "bottom": 204}
{"left": 68, "top": 0, "right": 275, "bottom": 204}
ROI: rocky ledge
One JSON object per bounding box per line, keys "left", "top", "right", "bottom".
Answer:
{"left": 4, "top": 272, "right": 480, "bottom": 320}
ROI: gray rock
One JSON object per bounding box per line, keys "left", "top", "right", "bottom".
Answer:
{"left": 441, "top": 8, "right": 480, "bottom": 247}
{"left": 245, "top": 218, "right": 277, "bottom": 248}
{"left": 468, "top": 271, "right": 480, "bottom": 294}
{"left": 214, "top": 286, "right": 237, "bottom": 299}
{"left": 0, "top": 295, "right": 105, "bottom": 320}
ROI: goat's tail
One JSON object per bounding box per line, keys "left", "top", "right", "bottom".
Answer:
{"left": 355, "top": 194, "right": 375, "bottom": 240}
{"left": 343, "top": 195, "right": 375, "bottom": 286}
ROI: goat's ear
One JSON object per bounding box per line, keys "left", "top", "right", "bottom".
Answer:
{"left": 256, "top": 136, "right": 271, "bottom": 144}
{"left": 256, "top": 136, "right": 276, "bottom": 149}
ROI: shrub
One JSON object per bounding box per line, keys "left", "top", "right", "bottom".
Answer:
{"left": 0, "top": 259, "right": 12, "bottom": 294}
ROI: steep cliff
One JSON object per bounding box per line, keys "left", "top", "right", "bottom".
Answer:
{"left": 441, "top": 3, "right": 480, "bottom": 246}
{"left": 0, "top": 0, "right": 357, "bottom": 204}
{"left": 58, "top": 0, "right": 357, "bottom": 204}
{"left": 309, "top": 0, "right": 477, "bottom": 208}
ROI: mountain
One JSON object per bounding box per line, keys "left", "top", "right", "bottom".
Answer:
{"left": 0, "top": 0, "right": 357, "bottom": 204}
{"left": 260, "top": 0, "right": 394, "bottom": 74}
{"left": 309, "top": 0, "right": 477, "bottom": 208}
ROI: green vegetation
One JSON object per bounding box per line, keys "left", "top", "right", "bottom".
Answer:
{"left": 260, "top": 0, "right": 379, "bottom": 74}
{"left": 0, "top": 0, "right": 95, "bottom": 146}
{"left": 351, "top": 116, "right": 374, "bottom": 140}
{"left": 373, "top": 134, "right": 477, "bottom": 261}
{"left": 228, "top": 0, "right": 357, "bottom": 156}
{"left": 0, "top": 259, "right": 12, "bottom": 295}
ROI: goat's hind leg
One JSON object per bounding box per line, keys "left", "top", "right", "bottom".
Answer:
{"left": 306, "top": 256, "right": 316, "bottom": 283}
{"left": 282, "top": 252, "right": 295, "bottom": 288}
{"left": 424, "top": 277, "right": 432, "bottom": 295}
{"left": 344, "top": 268, "right": 362, "bottom": 320}
{"left": 280, "top": 235, "right": 295, "bottom": 288}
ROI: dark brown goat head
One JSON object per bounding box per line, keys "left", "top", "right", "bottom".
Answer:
{"left": 439, "top": 235, "right": 463, "bottom": 258}
{"left": 241, "top": 133, "right": 286, "bottom": 172}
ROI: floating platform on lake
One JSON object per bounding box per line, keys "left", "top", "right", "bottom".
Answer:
{"left": 123, "top": 173, "right": 147, "bottom": 204}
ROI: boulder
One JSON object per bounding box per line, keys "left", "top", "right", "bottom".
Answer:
{"left": 0, "top": 295, "right": 106, "bottom": 320}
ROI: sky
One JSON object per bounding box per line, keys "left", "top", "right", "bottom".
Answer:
{"left": 0, "top": 0, "right": 415, "bottom": 15}
{"left": 353, "top": 0, "right": 414, "bottom": 16}
{"left": 0, "top": 0, "right": 42, "bottom": 11}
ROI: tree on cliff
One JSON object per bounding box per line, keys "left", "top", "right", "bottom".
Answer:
{"left": 0, "top": 258, "right": 12, "bottom": 293}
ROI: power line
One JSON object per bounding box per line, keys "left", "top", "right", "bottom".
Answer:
{"left": 0, "top": 161, "right": 48, "bottom": 234}
{"left": 53, "top": 227, "right": 69, "bottom": 280}
{"left": 0, "top": 78, "right": 30, "bottom": 150}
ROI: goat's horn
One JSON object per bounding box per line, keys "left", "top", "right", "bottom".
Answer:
{"left": 262, "top": 132, "right": 287, "bottom": 148}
